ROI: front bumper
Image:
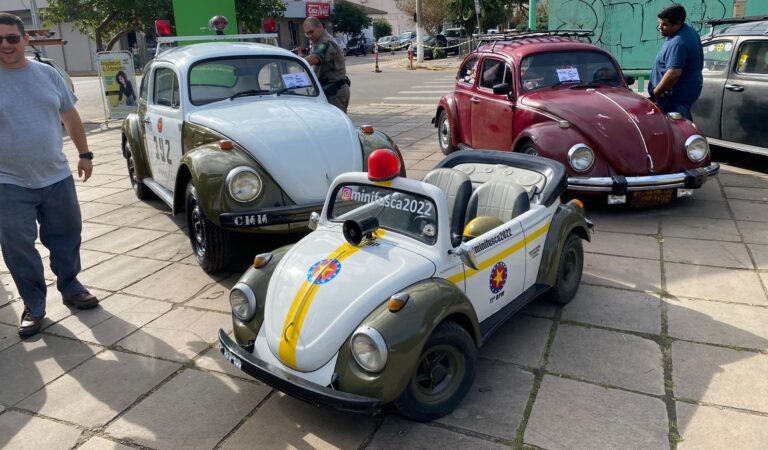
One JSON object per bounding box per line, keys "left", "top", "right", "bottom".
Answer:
{"left": 219, "top": 202, "right": 323, "bottom": 229}
{"left": 217, "top": 330, "right": 380, "bottom": 414}
{"left": 567, "top": 164, "right": 720, "bottom": 193}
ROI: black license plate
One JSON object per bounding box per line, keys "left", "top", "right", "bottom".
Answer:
{"left": 631, "top": 189, "right": 674, "bottom": 207}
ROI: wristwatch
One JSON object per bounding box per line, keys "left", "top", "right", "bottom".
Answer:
{"left": 79, "top": 152, "right": 94, "bottom": 160}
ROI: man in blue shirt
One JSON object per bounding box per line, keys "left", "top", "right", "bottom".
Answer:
{"left": 648, "top": 4, "right": 704, "bottom": 120}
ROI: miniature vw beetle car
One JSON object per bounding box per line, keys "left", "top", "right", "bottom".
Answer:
{"left": 219, "top": 149, "right": 592, "bottom": 421}
{"left": 121, "top": 41, "right": 404, "bottom": 272}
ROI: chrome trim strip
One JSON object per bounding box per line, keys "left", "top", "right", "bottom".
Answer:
{"left": 707, "top": 138, "right": 768, "bottom": 157}
{"left": 567, "top": 164, "right": 720, "bottom": 192}
{"left": 594, "top": 90, "right": 654, "bottom": 173}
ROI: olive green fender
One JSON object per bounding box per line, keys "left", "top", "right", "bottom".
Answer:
{"left": 357, "top": 129, "right": 407, "bottom": 177}
{"left": 121, "top": 114, "right": 151, "bottom": 183}
{"left": 535, "top": 201, "right": 592, "bottom": 288}
{"left": 333, "top": 278, "right": 481, "bottom": 405}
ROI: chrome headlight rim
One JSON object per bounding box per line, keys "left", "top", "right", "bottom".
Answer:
{"left": 684, "top": 134, "right": 709, "bottom": 162}
{"left": 226, "top": 166, "right": 263, "bottom": 204}
{"left": 350, "top": 325, "right": 388, "bottom": 373}
{"left": 230, "top": 282, "right": 257, "bottom": 321}
{"left": 567, "top": 144, "right": 595, "bottom": 172}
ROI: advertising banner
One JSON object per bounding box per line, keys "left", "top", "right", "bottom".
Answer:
{"left": 96, "top": 51, "right": 138, "bottom": 120}
{"left": 306, "top": 2, "right": 331, "bottom": 19}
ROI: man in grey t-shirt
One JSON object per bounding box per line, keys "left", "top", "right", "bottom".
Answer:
{"left": 0, "top": 13, "right": 99, "bottom": 338}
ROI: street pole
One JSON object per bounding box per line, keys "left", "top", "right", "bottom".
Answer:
{"left": 528, "top": 0, "right": 538, "bottom": 31}
{"left": 416, "top": 0, "right": 424, "bottom": 63}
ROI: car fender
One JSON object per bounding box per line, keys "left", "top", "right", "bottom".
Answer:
{"left": 513, "top": 122, "right": 612, "bottom": 175}
{"left": 357, "top": 129, "right": 407, "bottom": 177}
{"left": 333, "top": 278, "right": 481, "bottom": 404}
{"left": 535, "top": 201, "right": 591, "bottom": 288}
{"left": 434, "top": 96, "right": 459, "bottom": 146}
{"left": 122, "top": 114, "right": 151, "bottom": 181}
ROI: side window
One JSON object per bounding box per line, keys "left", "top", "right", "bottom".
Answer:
{"left": 479, "top": 59, "right": 506, "bottom": 89}
{"left": 702, "top": 40, "right": 734, "bottom": 73}
{"left": 459, "top": 57, "right": 479, "bottom": 85}
{"left": 153, "top": 67, "right": 179, "bottom": 108}
{"left": 139, "top": 70, "right": 149, "bottom": 101}
{"left": 735, "top": 40, "right": 768, "bottom": 75}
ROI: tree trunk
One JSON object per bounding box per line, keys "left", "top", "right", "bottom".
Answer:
{"left": 106, "top": 29, "right": 133, "bottom": 51}
{"left": 95, "top": 11, "right": 119, "bottom": 52}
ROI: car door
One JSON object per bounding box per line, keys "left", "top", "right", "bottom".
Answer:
{"left": 692, "top": 39, "right": 734, "bottom": 139}
{"left": 144, "top": 65, "right": 183, "bottom": 191}
{"left": 720, "top": 38, "right": 768, "bottom": 149}
{"left": 454, "top": 56, "right": 479, "bottom": 145}
{"left": 471, "top": 57, "right": 515, "bottom": 150}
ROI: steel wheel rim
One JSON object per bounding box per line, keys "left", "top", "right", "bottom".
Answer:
{"left": 439, "top": 118, "right": 451, "bottom": 150}
{"left": 523, "top": 146, "right": 539, "bottom": 156}
{"left": 411, "top": 344, "right": 464, "bottom": 405}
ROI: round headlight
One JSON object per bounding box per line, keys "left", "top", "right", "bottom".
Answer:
{"left": 685, "top": 135, "right": 709, "bottom": 162}
{"left": 568, "top": 144, "right": 595, "bottom": 172}
{"left": 229, "top": 282, "right": 256, "bottom": 321}
{"left": 227, "top": 167, "right": 263, "bottom": 203}
{"left": 350, "top": 326, "right": 388, "bottom": 373}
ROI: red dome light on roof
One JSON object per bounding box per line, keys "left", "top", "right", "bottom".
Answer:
{"left": 368, "top": 149, "right": 400, "bottom": 182}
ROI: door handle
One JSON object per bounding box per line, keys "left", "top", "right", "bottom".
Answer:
{"left": 725, "top": 84, "right": 744, "bottom": 92}
{"left": 142, "top": 117, "right": 152, "bottom": 124}
{"left": 470, "top": 97, "right": 480, "bottom": 104}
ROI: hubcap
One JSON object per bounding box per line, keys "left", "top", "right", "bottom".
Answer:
{"left": 524, "top": 146, "right": 539, "bottom": 156}
{"left": 439, "top": 118, "right": 451, "bottom": 150}
{"left": 412, "top": 344, "right": 464, "bottom": 404}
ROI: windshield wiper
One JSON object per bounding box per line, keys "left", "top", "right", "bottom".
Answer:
{"left": 550, "top": 81, "right": 580, "bottom": 88}
{"left": 276, "top": 86, "right": 310, "bottom": 96}
{"left": 569, "top": 82, "right": 602, "bottom": 89}
{"left": 229, "top": 89, "right": 270, "bottom": 100}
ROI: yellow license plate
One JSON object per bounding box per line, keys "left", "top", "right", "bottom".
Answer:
{"left": 631, "top": 189, "right": 674, "bottom": 207}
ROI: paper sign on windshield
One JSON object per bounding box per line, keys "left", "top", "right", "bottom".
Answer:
{"left": 282, "top": 73, "right": 312, "bottom": 88}
{"left": 556, "top": 67, "right": 580, "bottom": 82}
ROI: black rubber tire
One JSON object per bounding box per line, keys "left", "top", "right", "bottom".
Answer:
{"left": 437, "top": 110, "right": 458, "bottom": 155}
{"left": 520, "top": 141, "right": 540, "bottom": 156}
{"left": 545, "top": 233, "right": 584, "bottom": 305}
{"left": 394, "top": 321, "right": 477, "bottom": 421}
{"left": 124, "top": 140, "right": 153, "bottom": 200}
{"left": 185, "top": 181, "right": 233, "bottom": 273}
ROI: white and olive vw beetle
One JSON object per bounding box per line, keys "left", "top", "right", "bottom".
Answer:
{"left": 219, "top": 149, "right": 592, "bottom": 421}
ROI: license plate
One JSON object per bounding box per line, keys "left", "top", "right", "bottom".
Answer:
{"left": 220, "top": 346, "right": 243, "bottom": 370}
{"left": 631, "top": 189, "right": 674, "bottom": 207}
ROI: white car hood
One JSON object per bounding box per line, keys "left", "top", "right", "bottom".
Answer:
{"left": 188, "top": 99, "right": 362, "bottom": 203}
{"left": 264, "top": 229, "right": 436, "bottom": 372}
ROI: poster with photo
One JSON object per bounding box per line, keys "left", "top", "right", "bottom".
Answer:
{"left": 96, "top": 51, "right": 138, "bottom": 120}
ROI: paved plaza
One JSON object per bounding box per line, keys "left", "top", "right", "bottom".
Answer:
{"left": 2, "top": 63, "right": 768, "bottom": 449}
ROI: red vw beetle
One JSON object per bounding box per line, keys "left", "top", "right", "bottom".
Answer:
{"left": 433, "top": 31, "right": 720, "bottom": 206}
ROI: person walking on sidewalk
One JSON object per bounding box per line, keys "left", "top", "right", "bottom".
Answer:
{"left": 648, "top": 4, "right": 704, "bottom": 120}
{"left": 0, "top": 13, "right": 99, "bottom": 338}
{"left": 303, "top": 17, "right": 350, "bottom": 112}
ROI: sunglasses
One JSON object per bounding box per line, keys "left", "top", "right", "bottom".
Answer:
{"left": 0, "top": 34, "right": 22, "bottom": 44}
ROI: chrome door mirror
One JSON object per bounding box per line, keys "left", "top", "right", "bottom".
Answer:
{"left": 308, "top": 211, "right": 320, "bottom": 230}
{"left": 454, "top": 243, "right": 480, "bottom": 271}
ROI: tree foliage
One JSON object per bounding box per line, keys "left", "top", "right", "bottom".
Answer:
{"left": 332, "top": 2, "right": 372, "bottom": 36}
{"left": 372, "top": 18, "right": 392, "bottom": 39}
{"left": 395, "top": 0, "right": 452, "bottom": 36}
{"left": 44, "top": 0, "right": 285, "bottom": 51}
{"left": 448, "top": 0, "right": 545, "bottom": 33}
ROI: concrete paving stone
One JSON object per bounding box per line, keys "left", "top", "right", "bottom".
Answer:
{"left": 123, "top": 263, "right": 223, "bottom": 303}
{"left": 131, "top": 212, "right": 186, "bottom": 232}
{"left": 747, "top": 243, "right": 768, "bottom": 270}
{"left": 0, "top": 322, "right": 21, "bottom": 351}
{"left": 409, "top": 159, "right": 440, "bottom": 171}
{"left": 77, "top": 255, "right": 170, "bottom": 291}
{"left": 718, "top": 172, "right": 768, "bottom": 189}
{"left": 583, "top": 253, "right": 662, "bottom": 293}
{"left": 80, "top": 222, "right": 119, "bottom": 242}
{"left": 93, "top": 163, "right": 131, "bottom": 176}
{"left": 585, "top": 210, "right": 659, "bottom": 235}
{"left": 185, "top": 274, "right": 239, "bottom": 312}
{"left": 222, "top": 392, "right": 375, "bottom": 450}
{"left": 79, "top": 201, "right": 122, "bottom": 221}
{"left": 94, "top": 189, "right": 143, "bottom": 206}
{"left": 406, "top": 169, "right": 429, "bottom": 181}
{"left": 563, "top": 285, "right": 662, "bottom": 334}
{"left": 730, "top": 200, "right": 768, "bottom": 222}
{"left": 548, "top": 324, "right": 665, "bottom": 395}
{"left": 100, "top": 177, "right": 133, "bottom": 190}
{"left": 87, "top": 206, "right": 164, "bottom": 227}
{"left": 1, "top": 273, "right": 20, "bottom": 305}
{"left": 676, "top": 402, "right": 768, "bottom": 450}
{"left": 437, "top": 360, "right": 533, "bottom": 440}
{"left": 78, "top": 436, "right": 136, "bottom": 450}
{"left": 738, "top": 220, "right": 768, "bottom": 244}
{"left": 82, "top": 173, "right": 127, "bottom": 188}
{"left": 116, "top": 307, "right": 231, "bottom": 362}
{"left": 0, "top": 411, "right": 83, "bottom": 450}
{"left": 106, "top": 369, "right": 270, "bottom": 450}
{"left": 724, "top": 187, "right": 768, "bottom": 202}
{"left": 178, "top": 254, "right": 199, "bottom": 266}
{"left": 667, "top": 297, "right": 768, "bottom": 350}
{"left": 650, "top": 199, "right": 733, "bottom": 220}
{"left": 0, "top": 334, "right": 98, "bottom": 405}
{"left": 127, "top": 232, "right": 193, "bottom": 262}
{"left": 18, "top": 350, "right": 180, "bottom": 427}
{"left": 76, "top": 186, "right": 126, "bottom": 202}
{"left": 525, "top": 375, "right": 669, "bottom": 449}
{"left": 585, "top": 231, "right": 660, "bottom": 260}
{"left": 481, "top": 315, "right": 551, "bottom": 368}
{"left": 661, "top": 216, "right": 741, "bottom": 242}
{"left": 46, "top": 293, "right": 172, "bottom": 346}
{"left": 518, "top": 297, "right": 558, "bottom": 318}
{"left": 690, "top": 178, "right": 725, "bottom": 202}
{"left": 368, "top": 416, "right": 508, "bottom": 450}
{"left": 194, "top": 345, "right": 250, "bottom": 379}
{"left": 672, "top": 340, "right": 768, "bottom": 413}
{"left": 665, "top": 263, "right": 767, "bottom": 304}
{"left": 81, "top": 227, "right": 166, "bottom": 254}
{"left": 663, "top": 237, "right": 753, "bottom": 269}
{"left": 43, "top": 249, "right": 116, "bottom": 281}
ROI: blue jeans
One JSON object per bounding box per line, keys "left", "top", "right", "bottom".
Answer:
{"left": 0, "top": 176, "right": 87, "bottom": 318}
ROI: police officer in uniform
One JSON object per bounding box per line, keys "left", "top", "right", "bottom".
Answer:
{"left": 303, "top": 17, "right": 350, "bottom": 112}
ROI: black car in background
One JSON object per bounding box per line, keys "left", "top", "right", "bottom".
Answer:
{"left": 441, "top": 28, "right": 468, "bottom": 55}
{"left": 346, "top": 36, "right": 375, "bottom": 56}
{"left": 693, "top": 16, "right": 768, "bottom": 157}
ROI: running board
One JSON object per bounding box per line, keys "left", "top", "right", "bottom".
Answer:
{"left": 707, "top": 138, "right": 768, "bottom": 157}
{"left": 142, "top": 178, "right": 174, "bottom": 207}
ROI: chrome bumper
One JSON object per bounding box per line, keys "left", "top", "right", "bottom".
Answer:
{"left": 567, "top": 164, "right": 720, "bottom": 193}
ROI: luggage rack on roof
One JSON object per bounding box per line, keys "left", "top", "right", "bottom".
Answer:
{"left": 698, "top": 15, "right": 768, "bottom": 37}
{"left": 476, "top": 29, "right": 593, "bottom": 42}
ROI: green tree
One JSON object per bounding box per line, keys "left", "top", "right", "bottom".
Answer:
{"left": 372, "top": 18, "right": 392, "bottom": 39}
{"left": 44, "top": 0, "right": 285, "bottom": 51}
{"left": 395, "top": 0, "right": 452, "bottom": 36}
{"left": 332, "top": 2, "right": 372, "bottom": 36}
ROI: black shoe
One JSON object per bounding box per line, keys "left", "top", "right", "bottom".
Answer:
{"left": 18, "top": 309, "right": 44, "bottom": 337}
{"left": 63, "top": 292, "right": 99, "bottom": 310}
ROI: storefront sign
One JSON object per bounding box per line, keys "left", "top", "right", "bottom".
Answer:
{"left": 306, "top": 2, "right": 331, "bottom": 19}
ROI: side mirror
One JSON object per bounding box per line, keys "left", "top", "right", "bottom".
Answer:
{"left": 492, "top": 82, "right": 511, "bottom": 96}
{"left": 625, "top": 75, "right": 636, "bottom": 86}
{"left": 454, "top": 244, "right": 479, "bottom": 271}
{"left": 308, "top": 211, "right": 320, "bottom": 230}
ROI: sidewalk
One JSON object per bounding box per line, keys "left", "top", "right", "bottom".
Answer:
{"left": 1, "top": 105, "right": 768, "bottom": 449}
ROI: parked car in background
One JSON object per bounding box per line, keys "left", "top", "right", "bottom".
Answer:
{"left": 377, "top": 35, "right": 400, "bottom": 51}
{"left": 442, "top": 28, "right": 469, "bottom": 55}
{"left": 692, "top": 16, "right": 768, "bottom": 157}
{"left": 412, "top": 34, "right": 447, "bottom": 59}
{"left": 433, "top": 31, "right": 719, "bottom": 207}
{"left": 398, "top": 31, "right": 417, "bottom": 47}
{"left": 346, "top": 36, "right": 375, "bottom": 56}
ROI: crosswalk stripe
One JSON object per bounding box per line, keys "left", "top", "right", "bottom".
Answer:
{"left": 398, "top": 90, "right": 449, "bottom": 94}
{"left": 382, "top": 96, "right": 439, "bottom": 101}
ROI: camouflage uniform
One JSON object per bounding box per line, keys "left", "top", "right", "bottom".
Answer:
{"left": 310, "top": 30, "right": 350, "bottom": 112}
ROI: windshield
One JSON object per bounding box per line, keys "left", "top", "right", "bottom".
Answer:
{"left": 399, "top": 32, "right": 414, "bottom": 40}
{"left": 188, "top": 56, "right": 318, "bottom": 105}
{"left": 329, "top": 183, "right": 438, "bottom": 245}
{"left": 520, "top": 51, "right": 622, "bottom": 91}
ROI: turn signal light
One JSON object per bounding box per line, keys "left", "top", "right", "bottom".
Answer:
{"left": 361, "top": 125, "right": 374, "bottom": 134}
{"left": 219, "top": 140, "right": 234, "bottom": 150}
{"left": 387, "top": 293, "right": 409, "bottom": 312}
{"left": 569, "top": 199, "right": 584, "bottom": 209}
{"left": 253, "top": 253, "right": 273, "bottom": 268}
